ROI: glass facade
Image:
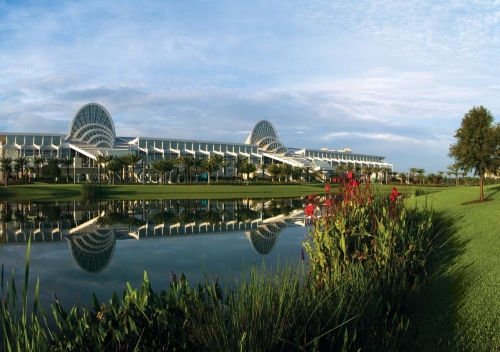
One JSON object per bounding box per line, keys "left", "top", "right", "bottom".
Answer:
{"left": 0, "top": 103, "right": 392, "bottom": 180}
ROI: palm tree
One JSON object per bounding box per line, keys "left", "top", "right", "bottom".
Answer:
{"left": 0, "top": 157, "right": 13, "bottom": 186}
{"left": 396, "top": 171, "right": 407, "bottom": 185}
{"left": 60, "top": 158, "right": 73, "bottom": 182}
{"left": 106, "top": 158, "right": 124, "bottom": 184}
{"left": 220, "top": 157, "right": 229, "bottom": 180}
{"left": 14, "top": 156, "right": 29, "bottom": 180}
{"left": 381, "top": 166, "right": 392, "bottom": 184}
{"left": 32, "top": 155, "right": 45, "bottom": 179}
{"left": 447, "top": 163, "right": 460, "bottom": 186}
{"left": 241, "top": 160, "right": 257, "bottom": 181}
{"left": 233, "top": 156, "right": 247, "bottom": 181}
{"left": 280, "top": 163, "right": 293, "bottom": 182}
{"left": 409, "top": 167, "right": 418, "bottom": 184}
{"left": 361, "top": 165, "right": 373, "bottom": 183}
{"left": 373, "top": 166, "right": 383, "bottom": 184}
{"left": 96, "top": 155, "right": 113, "bottom": 183}
{"left": 177, "top": 155, "right": 195, "bottom": 183}
{"left": 416, "top": 168, "right": 426, "bottom": 186}
{"left": 211, "top": 154, "right": 224, "bottom": 182}
{"left": 121, "top": 153, "right": 142, "bottom": 183}
{"left": 267, "top": 164, "right": 281, "bottom": 182}
{"left": 193, "top": 156, "right": 204, "bottom": 182}
{"left": 201, "top": 157, "right": 219, "bottom": 184}
{"left": 258, "top": 159, "right": 268, "bottom": 180}
{"left": 25, "top": 166, "right": 35, "bottom": 182}
{"left": 151, "top": 159, "right": 175, "bottom": 184}
{"left": 292, "top": 166, "right": 304, "bottom": 181}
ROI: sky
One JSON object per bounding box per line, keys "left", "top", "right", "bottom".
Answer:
{"left": 1, "top": 0, "right": 499, "bottom": 173}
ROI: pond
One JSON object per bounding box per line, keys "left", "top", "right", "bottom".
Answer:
{"left": 0, "top": 198, "right": 310, "bottom": 310}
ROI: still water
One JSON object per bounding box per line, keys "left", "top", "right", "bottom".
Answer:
{"left": 0, "top": 198, "right": 309, "bottom": 309}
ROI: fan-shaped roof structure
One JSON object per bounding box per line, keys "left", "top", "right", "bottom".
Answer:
{"left": 245, "top": 221, "right": 288, "bottom": 255}
{"left": 68, "top": 103, "right": 116, "bottom": 148}
{"left": 245, "top": 120, "right": 290, "bottom": 155}
{"left": 68, "top": 229, "right": 116, "bottom": 273}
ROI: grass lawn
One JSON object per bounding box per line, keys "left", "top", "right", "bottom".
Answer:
{"left": 0, "top": 182, "right": 330, "bottom": 201}
{"left": 406, "top": 184, "right": 500, "bottom": 351}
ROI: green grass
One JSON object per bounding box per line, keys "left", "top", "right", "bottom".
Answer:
{"left": 0, "top": 182, "right": 327, "bottom": 201}
{"left": 406, "top": 184, "right": 500, "bottom": 351}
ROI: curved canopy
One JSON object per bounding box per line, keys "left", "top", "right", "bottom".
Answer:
{"left": 68, "top": 103, "right": 116, "bottom": 148}
{"left": 245, "top": 120, "right": 290, "bottom": 155}
{"left": 68, "top": 228, "right": 116, "bottom": 273}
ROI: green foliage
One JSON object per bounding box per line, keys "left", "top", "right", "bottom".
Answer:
{"left": 40, "top": 159, "right": 61, "bottom": 181}
{"left": 303, "top": 181, "right": 439, "bottom": 350}
{"left": 449, "top": 106, "right": 500, "bottom": 201}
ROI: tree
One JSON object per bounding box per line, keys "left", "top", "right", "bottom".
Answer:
{"left": 60, "top": 158, "right": 73, "bottom": 182}
{"left": 211, "top": 154, "right": 224, "bottom": 182}
{"left": 267, "top": 164, "right": 280, "bottom": 182}
{"left": 280, "top": 164, "right": 293, "bottom": 182}
{"left": 41, "top": 158, "right": 61, "bottom": 180}
{"left": 96, "top": 155, "right": 113, "bottom": 183}
{"left": 151, "top": 159, "right": 175, "bottom": 184}
{"left": 177, "top": 155, "right": 195, "bottom": 183}
{"left": 447, "top": 163, "right": 460, "bottom": 186}
{"left": 121, "top": 154, "right": 142, "bottom": 183}
{"left": 201, "top": 157, "right": 220, "bottom": 184}
{"left": 193, "top": 157, "right": 204, "bottom": 182}
{"left": 416, "top": 168, "right": 426, "bottom": 186}
{"left": 32, "top": 155, "right": 45, "bottom": 179}
{"left": 14, "top": 156, "right": 29, "bottom": 180}
{"left": 240, "top": 160, "right": 257, "bottom": 181}
{"left": 449, "top": 106, "right": 500, "bottom": 202}
{"left": 233, "top": 156, "right": 247, "bottom": 181}
{"left": 106, "top": 158, "right": 125, "bottom": 184}
{"left": 0, "top": 157, "right": 12, "bottom": 186}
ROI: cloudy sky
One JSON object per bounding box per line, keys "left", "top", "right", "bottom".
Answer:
{"left": 1, "top": 0, "right": 499, "bottom": 173}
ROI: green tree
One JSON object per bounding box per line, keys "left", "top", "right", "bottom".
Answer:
{"left": 201, "top": 157, "right": 219, "bottom": 184}
{"left": 177, "top": 155, "right": 195, "bottom": 183}
{"left": 267, "top": 164, "right": 281, "bottom": 182}
{"left": 121, "top": 154, "right": 142, "bottom": 183}
{"left": 447, "top": 163, "right": 460, "bottom": 186}
{"left": 41, "top": 158, "right": 61, "bottom": 180}
{"left": 60, "top": 158, "right": 73, "bottom": 182}
{"left": 241, "top": 160, "right": 257, "bottom": 181}
{"left": 233, "top": 156, "right": 247, "bottom": 181}
{"left": 14, "top": 156, "right": 29, "bottom": 180}
{"left": 106, "top": 158, "right": 125, "bottom": 184}
{"left": 32, "top": 155, "right": 45, "bottom": 179}
{"left": 0, "top": 157, "right": 13, "bottom": 186}
{"left": 96, "top": 155, "right": 113, "bottom": 183}
{"left": 151, "top": 159, "right": 175, "bottom": 184}
{"left": 211, "top": 154, "right": 224, "bottom": 182}
{"left": 449, "top": 106, "right": 500, "bottom": 202}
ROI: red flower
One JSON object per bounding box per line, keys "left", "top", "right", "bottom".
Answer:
{"left": 347, "top": 171, "right": 354, "bottom": 179}
{"left": 305, "top": 204, "right": 315, "bottom": 216}
{"left": 324, "top": 183, "right": 331, "bottom": 193}
{"left": 390, "top": 187, "right": 401, "bottom": 202}
{"left": 325, "top": 199, "right": 332, "bottom": 206}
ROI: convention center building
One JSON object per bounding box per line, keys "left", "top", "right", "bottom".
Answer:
{"left": 0, "top": 103, "right": 392, "bottom": 182}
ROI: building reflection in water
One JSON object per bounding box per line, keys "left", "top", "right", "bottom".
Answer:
{"left": 0, "top": 198, "right": 306, "bottom": 273}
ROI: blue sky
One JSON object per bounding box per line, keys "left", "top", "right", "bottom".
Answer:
{"left": 1, "top": 0, "right": 499, "bottom": 173}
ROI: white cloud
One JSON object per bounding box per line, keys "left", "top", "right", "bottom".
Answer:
{"left": 1, "top": 0, "right": 499, "bottom": 173}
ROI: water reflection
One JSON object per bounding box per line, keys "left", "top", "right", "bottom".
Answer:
{"left": 0, "top": 199, "right": 306, "bottom": 274}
